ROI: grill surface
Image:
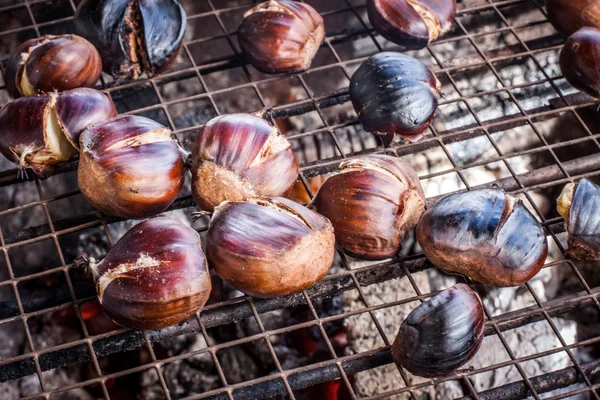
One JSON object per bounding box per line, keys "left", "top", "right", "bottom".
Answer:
{"left": 0, "top": 0, "right": 600, "bottom": 399}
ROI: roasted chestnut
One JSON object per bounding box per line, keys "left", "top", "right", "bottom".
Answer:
{"left": 559, "top": 27, "right": 600, "bottom": 99}
{"left": 416, "top": 189, "right": 548, "bottom": 287}
{"left": 238, "top": 0, "right": 325, "bottom": 74}
{"left": 4, "top": 34, "right": 102, "bottom": 99}
{"left": 88, "top": 217, "right": 211, "bottom": 329}
{"left": 368, "top": 0, "right": 457, "bottom": 50}
{"left": 0, "top": 88, "right": 116, "bottom": 177}
{"left": 206, "top": 197, "right": 335, "bottom": 298}
{"left": 557, "top": 178, "right": 600, "bottom": 260}
{"left": 191, "top": 113, "right": 299, "bottom": 211}
{"left": 392, "top": 283, "right": 484, "bottom": 377}
{"left": 310, "top": 155, "right": 425, "bottom": 260}
{"left": 75, "top": 0, "right": 186, "bottom": 79}
{"left": 547, "top": 0, "right": 600, "bottom": 37}
{"left": 350, "top": 52, "right": 440, "bottom": 145}
{"left": 78, "top": 115, "right": 185, "bottom": 218}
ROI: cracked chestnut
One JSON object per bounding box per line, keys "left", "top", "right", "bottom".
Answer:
{"left": 238, "top": 0, "right": 325, "bottom": 74}
{"left": 350, "top": 52, "right": 440, "bottom": 145}
{"left": 392, "top": 283, "right": 484, "bottom": 377}
{"left": 89, "top": 217, "right": 211, "bottom": 329}
{"left": 368, "top": 0, "right": 456, "bottom": 50}
{"left": 78, "top": 115, "right": 185, "bottom": 218}
{"left": 416, "top": 189, "right": 548, "bottom": 287}
{"left": 75, "top": 0, "right": 186, "bottom": 79}
{"left": 191, "top": 113, "right": 299, "bottom": 211}
{"left": 206, "top": 197, "right": 335, "bottom": 298}
{"left": 0, "top": 88, "right": 116, "bottom": 177}
{"left": 547, "top": 0, "right": 600, "bottom": 37}
{"left": 559, "top": 27, "right": 600, "bottom": 100}
{"left": 310, "top": 155, "right": 425, "bottom": 260}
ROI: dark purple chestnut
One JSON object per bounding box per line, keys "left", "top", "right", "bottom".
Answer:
{"left": 392, "top": 283, "right": 484, "bottom": 377}
{"left": 78, "top": 115, "right": 185, "bottom": 219}
{"left": 416, "top": 189, "right": 548, "bottom": 287}
{"left": 74, "top": 0, "right": 186, "bottom": 79}
{"left": 557, "top": 178, "right": 600, "bottom": 260}
{"left": 191, "top": 113, "right": 299, "bottom": 211}
{"left": 238, "top": 0, "right": 325, "bottom": 74}
{"left": 4, "top": 34, "right": 102, "bottom": 99}
{"left": 368, "top": 0, "right": 457, "bottom": 50}
{"left": 89, "top": 217, "right": 211, "bottom": 329}
{"left": 350, "top": 52, "right": 440, "bottom": 145}
{"left": 547, "top": 0, "right": 600, "bottom": 37}
{"left": 559, "top": 27, "right": 600, "bottom": 99}
{"left": 0, "top": 88, "right": 116, "bottom": 177}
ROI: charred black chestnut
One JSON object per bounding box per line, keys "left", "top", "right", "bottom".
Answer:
{"left": 416, "top": 189, "right": 548, "bottom": 287}
{"left": 350, "top": 52, "right": 440, "bottom": 145}
{"left": 547, "top": 0, "right": 600, "bottom": 37}
{"left": 559, "top": 27, "right": 600, "bottom": 99}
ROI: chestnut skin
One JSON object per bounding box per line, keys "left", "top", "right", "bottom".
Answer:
{"left": 559, "top": 27, "right": 600, "bottom": 99}
{"left": 4, "top": 34, "right": 102, "bottom": 98}
{"left": 78, "top": 115, "right": 185, "bottom": 219}
{"left": 310, "top": 155, "right": 425, "bottom": 260}
{"left": 238, "top": 0, "right": 325, "bottom": 74}
{"left": 89, "top": 217, "right": 211, "bottom": 330}
{"left": 416, "top": 189, "right": 548, "bottom": 287}
{"left": 207, "top": 197, "right": 335, "bottom": 298}
{"left": 191, "top": 113, "right": 299, "bottom": 211}
{"left": 392, "top": 284, "right": 484, "bottom": 377}
{"left": 547, "top": 0, "right": 600, "bottom": 37}
{"left": 368, "top": 0, "right": 457, "bottom": 50}
{"left": 350, "top": 52, "right": 440, "bottom": 145}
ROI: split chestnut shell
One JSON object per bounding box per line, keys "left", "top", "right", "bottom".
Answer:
{"left": 89, "top": 217, "right": 211, "bottom": 329}
{"left": 559, "top": 27, "right": 600, "bottom": 99}
{"left": 392, "top": 283, "right": 484, "bottom": 377}
{"left": 416, "top": 189, "right": 548, "bottom": 287}
{"left": 547, "top": 0, "right": 600, "bottom": 37}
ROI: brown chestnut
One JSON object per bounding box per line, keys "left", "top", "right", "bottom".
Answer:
{"left": 547, "top": 0, "right": 600, "bottom": 37}
{"left": 88, "top": 217, "right": 211, "bottom": 329}
{"left": 557, "top": 178, "right": 600, "bottom": 260}
{"left": 392, "top": 283, "right": 484, "bottom": 377}
{"left": 238, "top": 1, "right": 325, "bottom": 74}
{"left": 368, "top": 0, "right": 457, "bottom": 50}
{"left": 206, "top": 197, "right": 335, "bottom": 298}
{"left": 4, "top": 34, "right": 102, "bottom": 99}
{"left": 0, "top": 88, "right": 116, "bottom": 177}
{"left": 416, "top": 189, "right": 548, "bottom": 287}
{"left": 75, "top": 0, "right": 186, "bottom": 79}
{"left": 310, "top": 155, "right": 425, "bottom": 260}
{"left": 559, "top": 27, "right": 600, "bottom": 100}
{"left": 78, "top": 115, "right": 185, "bottom": 219}
{"left": 191, "top": 113, "right": 299, "bottom": 211}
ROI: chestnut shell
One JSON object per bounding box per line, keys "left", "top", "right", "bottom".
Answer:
{"left": 559, "top": 27, "right": 600, "bottom": 99}
{"left": 547, "top": 0, "right": 600, "bottom": 37}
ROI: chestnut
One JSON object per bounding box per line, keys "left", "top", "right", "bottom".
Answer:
{"left": 559, "top": 27, "right": 600, "bottom": 100}
{"left": 238, "top": 0, "right": 325, "bottom": 74}
{"left": 4, "top": 34, "right": 102, "bottom": 99}
{"left": 547, "top": 0, "right": 600, "bottom": 37}
{"left": 88, "top": 217, "right": 211, "bottom": 329}
{"left": 74, "top": 0, "right": 186, "bottom": 79}
{"left": 191, "top": 113, "right": 299, "bottom": 211}
{"left": 350, "top": 52, "right": 440, "bottom": 145}
{"left": 78, "top": 115, "right": 185, "bottom": 219}
{"left": 368, "top": 0, "right": 457, "bottom": 50}
{"left": 0, "top": 88, "right": 116, "bottom": 177}
{"left": 416, "top": 189, "right": 548, "bottom": 287}
{"left": 392, "top": 283, "right": 484, "bottom": 377}
{"left": 310, "top": 155, "right": 425, "bottom": 260}
{"left": 557, "top": 178, "right": 600, "bottom": 260}
{"left": 206, "top": 197, "right": 335, "bottom": 298}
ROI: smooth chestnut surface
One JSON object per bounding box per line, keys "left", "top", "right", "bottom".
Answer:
{"left": 89, "top": 217, "right": 211, "bottom": 329}
{"left": 557, "top": 178, "right": 600, "bottom": 260}
{"left": 416, "top": 189, "right": 548, "bottom": 287}
{"left": 310, "top": 155, "right": 425, "bottom": 260}
{"left": 191, "top": 113, "right": 298, "bottom": 211}
{"left": 547, "top": 0, "right": 600, "bottom": 37}
{"left": 350, "top": 52, "right": 440, "bottom": 145}
{"left": 207, "top": 197, "right": 335, "bottom": 298}
{"left": 559, "top": 27, "right": 600, "bottom": 99}
{"left": 78, "top": 115, "right": 185, "bottom": 218}
{"left": 392, "top": 284, "right": 484, "bottom": 377}
{"left": 75, "top": 0, "right": 186, "bottom": 79}
{"left": 238, "top": 0, "right": 325, "bottom": 74}
{"left": 4, "top": 34, "right": 102, "bottom": 98}
{"left": 368, "top": 0, "right": 456, "bottom": 50}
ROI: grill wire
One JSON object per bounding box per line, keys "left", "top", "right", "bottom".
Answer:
{"left": 0, "top": 0, "right": 600, "bottom": 399}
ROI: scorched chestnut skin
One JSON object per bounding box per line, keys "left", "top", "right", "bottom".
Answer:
{"left": 547, "top": 0, "right": 600, "bottom": 37}
{"left": 559, "top": 27, "right": 600, "bottom": 100}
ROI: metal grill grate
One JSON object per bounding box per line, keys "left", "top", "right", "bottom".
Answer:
{"left": 0, "top": 0, "right": 600, "bottom": 399}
